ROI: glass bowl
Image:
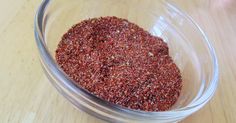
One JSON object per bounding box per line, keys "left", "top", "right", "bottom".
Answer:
{"left": 34, "top": 0, "right": 219, "bottom": 122}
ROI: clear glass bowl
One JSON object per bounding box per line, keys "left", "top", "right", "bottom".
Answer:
{"left": 34, "top": 0, "right": 219, "bottom": 122}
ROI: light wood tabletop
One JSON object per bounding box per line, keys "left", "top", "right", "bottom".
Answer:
{"left": 0, "top": 0, "right": 235, "bottom": 123}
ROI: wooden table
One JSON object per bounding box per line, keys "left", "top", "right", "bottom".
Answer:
{"left": 0, "top": 0, "right": 235, "bottom": 122}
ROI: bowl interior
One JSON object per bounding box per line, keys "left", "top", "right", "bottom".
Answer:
{"left": 43, "top": 0, "right": 214, "bottom": 111}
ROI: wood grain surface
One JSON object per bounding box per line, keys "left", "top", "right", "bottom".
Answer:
{"left": 0, "top": 0, "right": 235, "bottom": 123}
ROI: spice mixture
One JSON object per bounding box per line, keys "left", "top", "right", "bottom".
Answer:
{"left": 56, "top": 16, "right": 182, "bottom": 111}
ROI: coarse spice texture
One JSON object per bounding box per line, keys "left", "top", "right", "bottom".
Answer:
{"left": 55, "top": 16, "right": 182, "bottom": 111}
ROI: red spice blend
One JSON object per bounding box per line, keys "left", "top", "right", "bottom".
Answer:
{"left": 56, "top": 16, "right": 182, "bottom": 111}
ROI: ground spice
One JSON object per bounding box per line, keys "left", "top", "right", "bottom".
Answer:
{"left": 56, "top": 16, "right": 182, "bottom": 111}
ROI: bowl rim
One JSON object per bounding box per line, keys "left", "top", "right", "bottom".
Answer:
{"left": 34, "top": 0, "right": 219, "bottom": 120}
